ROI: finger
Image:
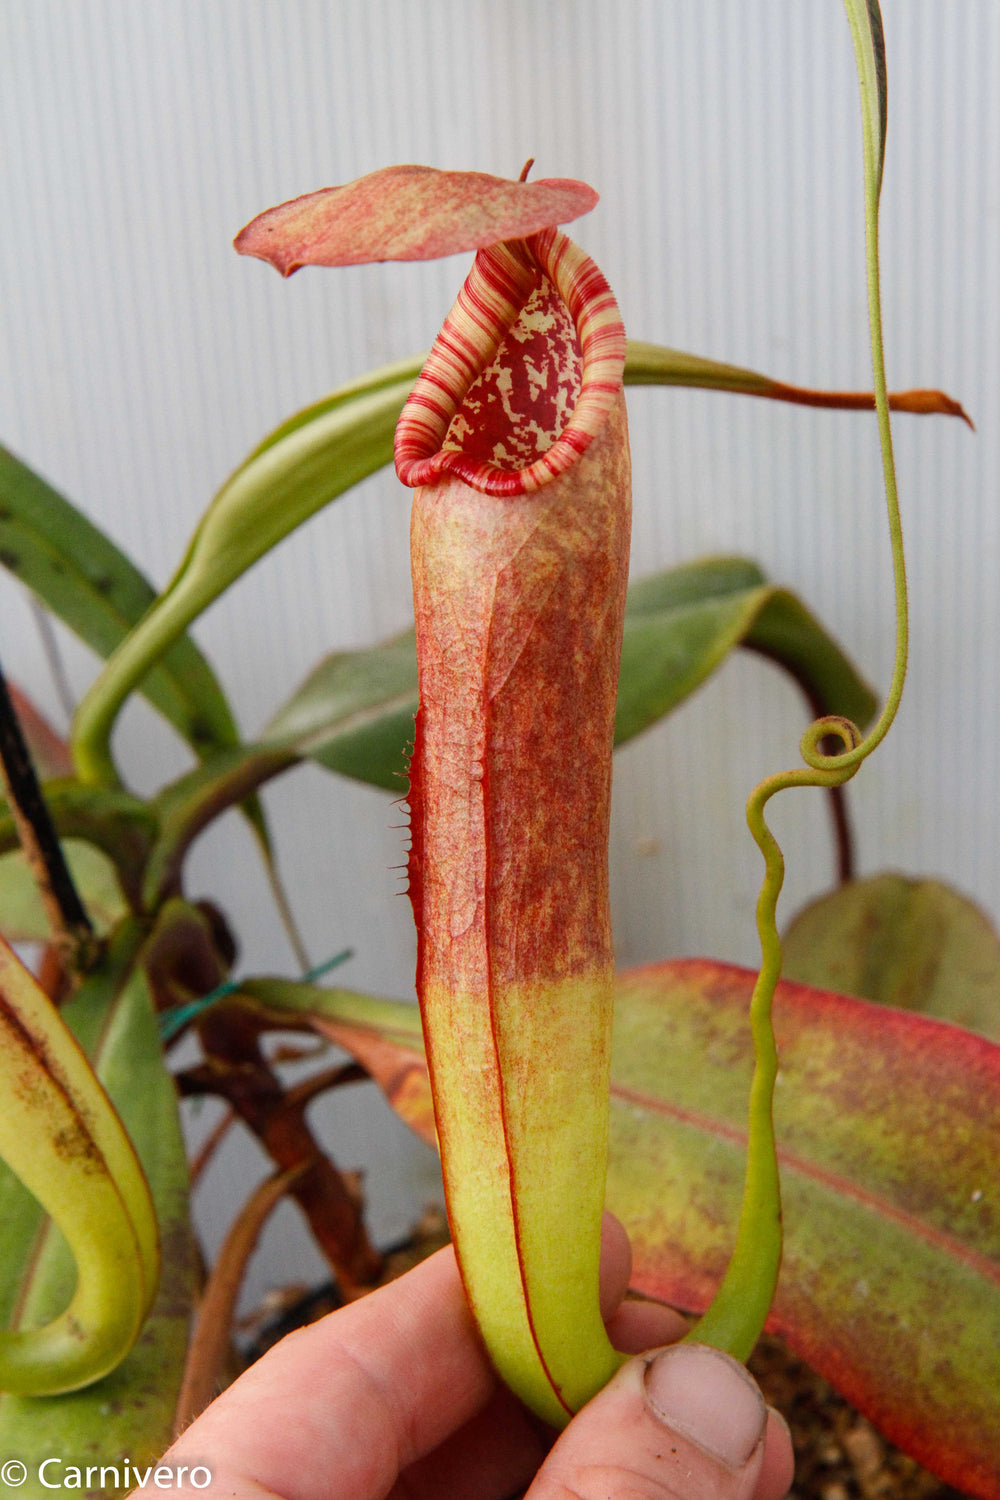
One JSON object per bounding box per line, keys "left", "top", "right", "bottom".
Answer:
{"left": 524, "top": 1342, "right": 793, "bottom": 1500}
{"left": 605, "top": 1294, "right": 689, "bottom": 1355}
{"left": 165, "top": 1247, "right": 490, "bottom": 1500}
{"left": 758, "top": 1409, "right": 797, "bottom": 1500}
{"left": 596, "top": 1211, "right": 632, "bottom": 1318}
{"left": 391, "top": 1277, "right": 692, "bottom": 1499}
{"left": 164, "top": 1218, "right": 639, "bottom": 1500}
{"left": 386, "top": 1382, "right": 549, "bottom": 1500}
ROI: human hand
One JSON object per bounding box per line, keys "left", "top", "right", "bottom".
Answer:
{"left": 157, "top": 1219, "right": 794, "bottom": 1499}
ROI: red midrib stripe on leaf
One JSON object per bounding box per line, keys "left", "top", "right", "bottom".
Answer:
{"left": 610, "top": 1079, "right": 1000, "bottom": 1288}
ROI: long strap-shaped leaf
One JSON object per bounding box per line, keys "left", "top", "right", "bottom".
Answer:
{"left": 0, "top": 447, "right": 240, "bottom": 762}
{"left": 0, "top": 449, "right": 276, "bottom": 867}
{"left": 625, "top": 340, "right": 969, "bottom": 424}
{"left": 0, "top": 925, "right": 158, "bottom": 1394}
{"left": 69, "top": 341, "right": 964, "bottom": 793}
{"left": 70, "top": 381, "right": 411, "bottom": 789}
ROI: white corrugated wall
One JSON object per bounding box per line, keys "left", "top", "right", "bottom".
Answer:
{"left": 1, "top": 1, "right": 996, "bottom": 1305}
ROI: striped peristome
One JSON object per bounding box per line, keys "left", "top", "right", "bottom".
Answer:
{"left": 395, "top": 227, "right": 626, "bottom": 496}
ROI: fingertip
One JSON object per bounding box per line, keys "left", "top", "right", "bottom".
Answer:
{"left": 597, "top": 1211, "right": 632, "bottom": 1317}
{"left": 606, "top": 1295, "right": 688, "bottom": 1355}
{"left": 536, "top": 1344, "right": 770, "bottom": 1500}
{"left": 759, "top": 1406, "right": 796, "bottom": 1500}
{"left": 644, "top": 1344, "right": 766, "bottom": 1469}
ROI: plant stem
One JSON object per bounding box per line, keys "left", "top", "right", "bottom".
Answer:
{"left": 174, "top": 1162, "right": 307, "bottom": 1432}
{"left": 0, "top": 658, "right": 98, "bottom": 978}
{"left": 182, "top": 999, "right": 382, "bottom": 1297}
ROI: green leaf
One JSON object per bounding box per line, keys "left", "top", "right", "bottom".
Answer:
{"left": 0, "top": 780, "right": 157, "bottom": 910}
{"left": 131, "top": 557, "right": 876, "bottom": 895}
{"left": 71, "top": 379, "right": 413, "bottom": 789}
{"left": 191, "top": 339, "right": 971, "bottom": 470}
{"left": 624, "top": 557, "right": 767, "bottom": 608}
{"left": 0, "top": 450, "right": 272, "bottom": 860}
{"left": 273, "top": 963, "right": 1000, "bottom": 1498}
{"left": 629, "top": 340, "right": 820, "bottom": 394}
{"left": 0, "top": 841, "right": 126, "bottom": 942}
{"left": 624, "top": 341, "right": 972, "bottom": 423}
{"left": 0, "top": 446, "right": 241, "bottom": 763}
{"left": 261, "top": 629, "right": 419, "bottom": 790}
{"left": 0, "top": 920, "right": 195, "bottom": 1472}
{"left": 69, "top": 328, "right": 966, "bottom": 793}
{"left": 617, "top": 558, "right": 877, "bottom": 743}
{"left": 782, "top": 872, "right": 1000, "bottom": 1042}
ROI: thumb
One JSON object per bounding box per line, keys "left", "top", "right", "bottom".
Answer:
{"left": 527, "top": 1342, "right": 780, "bottom": 1500}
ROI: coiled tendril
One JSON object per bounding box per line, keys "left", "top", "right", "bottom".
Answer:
{"left": 691, "top": 0, "right": 909, "bottom": 1360}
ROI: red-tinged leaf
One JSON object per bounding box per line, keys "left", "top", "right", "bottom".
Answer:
{"left": 234, "top": 165, "right": 598, "bottom": 275}
{"left": 300, "top": 964, "right": 1000, "bottom": 1498}
{"left": 319, "top": 1018, "right": 437, "bottom": 1146}
{"left": 626, "top": 341, "right": 974, "bottom": 427}
{"left": 4, "top": 685, "right": 72, "bottom": 780}
{"left": 611, "top": 961, "right": 999, "bottom": 1500}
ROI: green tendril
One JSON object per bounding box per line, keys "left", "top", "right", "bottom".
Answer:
{"left": 691, "top": 0, "right": 906, "bottom": 1361}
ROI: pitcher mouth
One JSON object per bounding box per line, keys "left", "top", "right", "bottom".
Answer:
{"left": 394, "top": 226, "right": 626, "bottom": 498}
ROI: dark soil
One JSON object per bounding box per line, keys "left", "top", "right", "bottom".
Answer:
{"left": 748, "top": 1335, "right": 966, "bottom": 1500}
